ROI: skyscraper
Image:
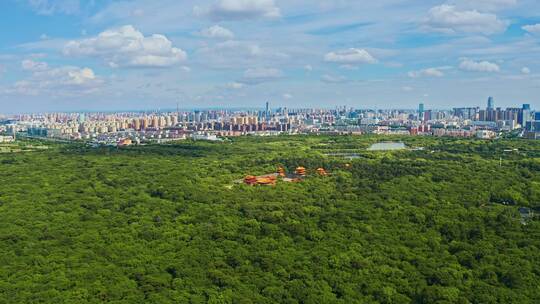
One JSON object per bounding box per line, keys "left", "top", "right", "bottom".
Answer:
{"left": 533, "top": 112, "right": 540, "bottom": 132}
{"left": 487, "top": 97, "right": 494, "bottom": 110}
{"left": 265, "top": 101, "right": 270, "bottom": 121}
{"left": 521, "top": 104, "right": 531, "bottom": 126}
{"left": 418, "top": 103, "right": 425, "bottom": 121}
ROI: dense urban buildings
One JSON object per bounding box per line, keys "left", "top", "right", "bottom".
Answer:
{"left": 1, "top": 98, "right": 538, "bottom": 146}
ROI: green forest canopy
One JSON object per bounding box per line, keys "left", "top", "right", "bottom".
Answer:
{"left": 0, "top": 135, "right": 539, "bottom": 303}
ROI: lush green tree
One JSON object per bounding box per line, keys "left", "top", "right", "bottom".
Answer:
{"left": 0, "top": 136, "right": 539, "bottom": 303}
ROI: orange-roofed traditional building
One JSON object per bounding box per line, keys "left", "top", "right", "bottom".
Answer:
{"left": 118, "top": 138, "right": 133, "bottom": 146}
{"left": 295, "top": 167, "right": 306, "bottom": 176}
{"left": 316, "top": 168, "right": 328, "bottom": 176}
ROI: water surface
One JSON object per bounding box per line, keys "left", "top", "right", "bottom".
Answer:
{"left": 368, "top": 142, "right": 407, "bottom": 151}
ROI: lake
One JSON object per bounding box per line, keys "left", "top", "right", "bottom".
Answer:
{"left": 368, "top": 142, "right": 407, "bottom": 151}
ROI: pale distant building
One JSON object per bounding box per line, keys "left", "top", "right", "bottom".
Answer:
{"left": 0, "top": 135, "right": 15, "bottom": 143}
{"left": 192, "top": 133, "right": 220, "bottom": 141}
{"left": 476, "top": 130, "right": 497, "bottom": 139}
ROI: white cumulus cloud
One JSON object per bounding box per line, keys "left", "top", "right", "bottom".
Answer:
{"left": 324, "top": 48, "right": 377, "bottom": 65}
{"left": 6, "top": 62, "right": 102, "bottom": 96}
{"left": 26, "top": 0, "right": 80, "bottom": 15}
{"left": 408, "top": 67, "right": 446, "bottom": 78}
{"left": 522, "top": 24, "right": 540, "bottom": 35}
{"left": 21, "top": 59, "right": 49, "bottom": 71}
{"left": 521, "top": 67, "right": 531, "bottom": 74}
{"left": 204, "top": 0, "right": 281, "bottom": 21}
{"left": 226, "top": 82, "right": 245, "bottom": 89}
{"left": 200, "top": 25, "right": 235, "bottom": 39}
{"left": 423, "top": 5, "right": 508, "bottom": 35}
{"left": 459, "top": 59, "right": 500, "bottom": 72}
{"left": 449, "top": 0, "right": 517, "bottom": 11}
{"left": 63, "top": 25, "right": 187, "bottom": 68}
{"left": 240, "top": 67, "right": 283, "bottom": 84}
{"left": 195, "top": 40, "right": 287, "bottom": 69}
{"left": 402, "top": 86, "right": 414, "bottom": 92}
{"left": 321, "top": 74, "right": 348, "bottom": 83}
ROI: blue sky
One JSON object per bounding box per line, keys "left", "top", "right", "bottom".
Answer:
{"left": 1, "top": 0, "right": 540, "bottom": 112}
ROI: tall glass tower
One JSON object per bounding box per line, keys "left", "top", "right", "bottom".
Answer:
{"left": 487, "top": 97, "right": 494, "bottom": 110}
{"left": 265, "top": 101, "right": 270, "bottom": 121}
{"left": 418, "top": 103, "right": 425, "bottom": 120}
{"left": 522, "top": 104, "right": 531, "bottom": 126}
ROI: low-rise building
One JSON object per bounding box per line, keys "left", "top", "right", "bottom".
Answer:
{"left": 476, "top": 130, "right": 497, "bottom": 139}
{"left": 0, "top": 135, "right": 15, "bottom": 143}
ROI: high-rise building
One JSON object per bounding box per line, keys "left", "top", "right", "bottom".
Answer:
{"left": 133, "top": 119, "right": 141, "bottom": 131}
{"left": 453, "top": 107, "right": 479, "bottom": 120}
{"left": 151, "top": 117, "right": 159, "bottom": 128}
{"left": 487, "top": 97, "right": 494, "bottom": 110}
{"left": 531, "top": 112, "right": 540, "bottom": 132}
{"left": 265, "top": 101, "right": 270, "bottom": 121}
{"left": 520, "top": 104, "right": 531, "bottom": 126}
{"left": 159, "top": 116, "right": 166, "bottom": 128}
{"left": 424, "top": 110, "right": 432, "bottom": 122}
{"left": 418, "top": 103, "right": 425, "bottom": 121}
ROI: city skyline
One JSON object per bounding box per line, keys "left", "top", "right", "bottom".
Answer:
{"left": 1, "top": 0, "right": 540, "bottom": 112}
{"left": 0, "top": 97, "right": 530, "bottom": 116}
